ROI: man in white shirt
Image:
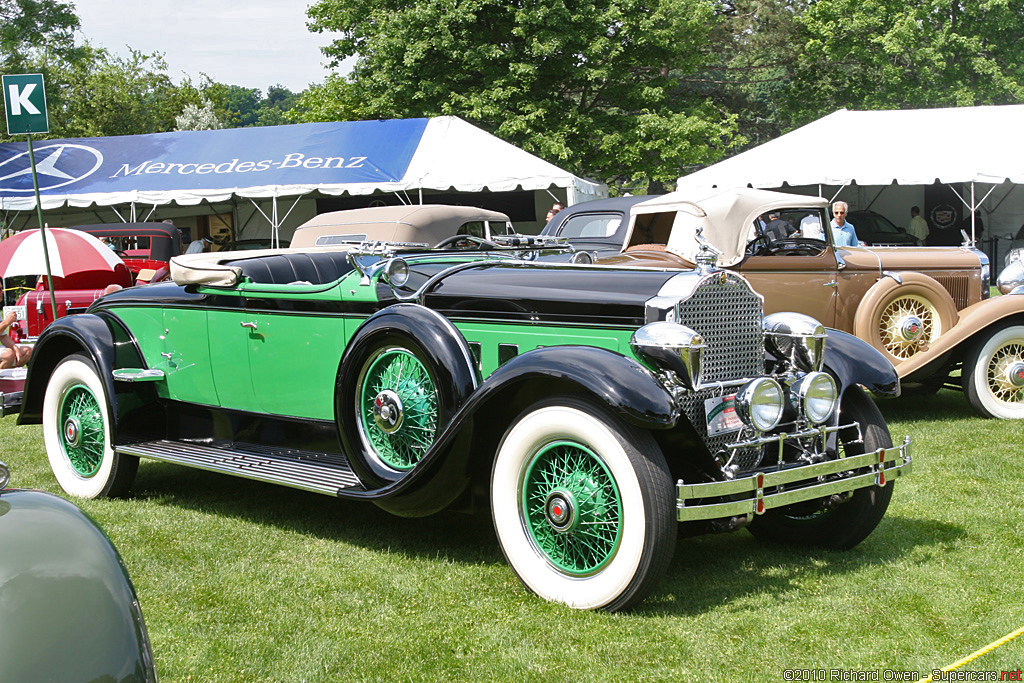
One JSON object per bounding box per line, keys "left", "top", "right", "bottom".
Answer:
{"left": 908, "top": 206, "right": 929, "bottom": 243}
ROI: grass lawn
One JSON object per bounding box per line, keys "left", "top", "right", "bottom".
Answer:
{"left": 2, "top": 389, "right": 1022, "bottom": 682}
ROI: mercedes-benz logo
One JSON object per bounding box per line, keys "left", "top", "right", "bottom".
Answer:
{"left": 0, "top": 143, "right": 104, "bottom": 192}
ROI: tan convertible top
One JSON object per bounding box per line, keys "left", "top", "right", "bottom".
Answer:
{"left": 291, "top": 204, "right": 513, "bottom": 248}
{"left": 629, "top": 188, "right": 829, "bottom": 267}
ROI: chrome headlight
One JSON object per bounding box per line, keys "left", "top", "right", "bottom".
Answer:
{"left": 735, "top": 378, "right": 784, "bottom": 432}
{"left": 997, "top": 259, "right": 1024, "bottom": 295}
{"left": 763, "top": 312, "right": 828, "bottom": 372}
{"left": 789, "top": 372, "right": 838, "bottom": 424}
{"left": 382, "top": 258, "right": 410, "bottom": 287}
{"left": 631, "top": 322, "right": 706, "bottom": 390}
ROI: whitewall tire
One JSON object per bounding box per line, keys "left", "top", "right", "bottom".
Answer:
{"left": 42, "top": 354, "right": 137, "bottom": 498}
{"left": 963, "top": 325, "right": 1024, "bottom": 419}
{"left": 490, "top": 396, "right": 674, "bottom": 612}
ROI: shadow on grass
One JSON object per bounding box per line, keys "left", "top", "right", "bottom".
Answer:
{"left": 876, "top": 388, "right": 971, "bottom": 424}
{"left": 641, "top": 514, "right": 965, "bottom": 616}
{"left": 129, "top": 458, "right": 965, "bottom": 617}
{"left": 130, "top": 460, "right": 503, "bottom": 564}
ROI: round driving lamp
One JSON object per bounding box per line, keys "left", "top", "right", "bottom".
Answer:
{"left": 997, "top": 259, "right": 1024, "bottom": 295}
{"left": 0, "top": 460, "right": 9, "bottom": 490}
{"left": 734, "top": 378, "right": 785, "bottom": 432}
{"left": 763, "top": 312, "right": 828, "bottom": 372}
{"left": 630, "top": 322, "right": 706, "bottom": 390}
{"left": 789, "top": 371, "right": 838, "bottom": 424}
{"left": 569, "top": 250, "right": 594, "bottom": 264}
{"left": 382, "top": 258, "right": 410, "bottom": 287}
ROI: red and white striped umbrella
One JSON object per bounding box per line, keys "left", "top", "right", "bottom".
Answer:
{"left": 0, "top": 228, "right": 125, "bottom": 278}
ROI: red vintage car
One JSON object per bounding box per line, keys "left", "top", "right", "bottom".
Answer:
{"left": 5, "top": 222, "right": 182, "bottom": 342}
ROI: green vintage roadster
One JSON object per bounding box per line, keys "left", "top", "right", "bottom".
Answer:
{"left": 18, "top": 233, "right": 911, "bottom": 611}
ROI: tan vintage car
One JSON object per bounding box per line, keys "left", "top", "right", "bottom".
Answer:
{"left": 597, "top": 188, "right": 1024, "bottom": 419}
{"left": 290, "top": 204, "right": 515, "bottom": 248}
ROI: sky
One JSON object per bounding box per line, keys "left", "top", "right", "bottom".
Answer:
{"left": 72, "top": 0, "right": 351, "bottom": 93}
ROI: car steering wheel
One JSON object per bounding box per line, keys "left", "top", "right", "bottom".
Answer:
{"left": 746, "top": 234, "right": 773, "bottom": 256}
{"left": 434, "top": 235, "right": 500, "bottom": 251}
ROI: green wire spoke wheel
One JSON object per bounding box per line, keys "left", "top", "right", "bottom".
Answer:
{"left": 358, "top": 347, "right": 439, "bottom": 471}
{"left": 58, "top": 383, "right": 106, "bottom": 478}
{"left": 521, "top": 440, "right": 622, "bottom": 575}
{"left": 43, "top": 354, "right": 138, "bottom": 499}
{"left": 491, "top": 396, "right": 674, "bottom": 612}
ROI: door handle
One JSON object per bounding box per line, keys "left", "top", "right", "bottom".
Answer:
{"left": 823, "top": 280, "right": 838, "bottom": 288}
{"left": 240, "top": 321, "right": 258, "bottom": 330}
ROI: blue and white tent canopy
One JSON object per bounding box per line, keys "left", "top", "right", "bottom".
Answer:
{"left": 0, "top": 116, "right": 605, "bottom": 211}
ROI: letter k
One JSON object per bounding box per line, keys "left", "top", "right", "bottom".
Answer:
{"left": 8, "top": 83, "right": 40, "bottom": 115}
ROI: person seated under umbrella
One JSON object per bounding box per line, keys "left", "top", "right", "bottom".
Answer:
{"left": 0, "top": 310, "right": 31, "bottom": 369}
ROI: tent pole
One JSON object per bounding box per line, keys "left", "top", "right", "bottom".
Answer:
{"left": 273, "top": 196, "right": 279, "bottom": 249}
{"left": 971, "top": 182, "right": 976, "bottom": 244}
{"left": 864, "top": 185, "right": 888, "bottom": 211}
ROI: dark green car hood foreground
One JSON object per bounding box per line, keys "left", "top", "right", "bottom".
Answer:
{"left": 0, "top": 488, "right": 157, "bottom": 682}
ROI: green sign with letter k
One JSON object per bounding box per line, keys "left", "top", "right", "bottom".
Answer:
{"left": 3, "top": 73, "right": 49, "bottom": 135}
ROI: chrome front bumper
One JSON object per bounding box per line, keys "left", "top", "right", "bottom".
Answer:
{"left": 676, "top": 436, "right": 912, "bottom": 522}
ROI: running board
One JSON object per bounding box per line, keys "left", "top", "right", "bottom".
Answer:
{"left": 116, "top": 440, "right": 364, "bottom": 496}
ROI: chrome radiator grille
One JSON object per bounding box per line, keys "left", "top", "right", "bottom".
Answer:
{"left": 676, "top": 272, "right": 764, "bottom": 382}
{"left": 675, "top": 272, "right": 765, "bottom": 464}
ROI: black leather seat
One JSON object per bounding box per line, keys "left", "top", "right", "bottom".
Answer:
{"left": 228, "top": 252, "right": 353, "bottom": 285}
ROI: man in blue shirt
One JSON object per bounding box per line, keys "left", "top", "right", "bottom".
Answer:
{"left": 830, "top": 201, "right": 860, "bottom": 246}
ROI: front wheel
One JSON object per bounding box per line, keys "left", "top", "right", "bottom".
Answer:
{"left": 42, "top": 354, "right": 138, "bottom": 498}
{"left": 748, "top": 387, "right": 894, "bottom": 550}
{"left": 963, "top": 324, "right": 1024, "bottom": 419}
{"left": 490, "top": 396, "right": 675, "bottom": 611}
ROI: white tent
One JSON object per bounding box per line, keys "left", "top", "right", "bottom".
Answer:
{"left": 677, "top": 106, "right": 1024, "bottom": 190}
{"left": 0, "top": 116, "right": 605, "bottom": 238}
{"left": 675, "top": 105, "right": 1024, "bottom": 259}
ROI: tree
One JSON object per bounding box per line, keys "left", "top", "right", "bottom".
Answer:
{"left": 784, "top": 0, "right": 1024, "bottom": 126}
{"left": 0, "top": 0, "right": 79, "bottom": 71}
{"left": 678, "top": 0, "right": 810, "bottom": 149}
{"left": 301, "top": 0, "right": 740, "bottom": 192}
{"left": 60, "top": 48, "right": 200, "bottom": 137}
{"left": 175, "top": 98, "right": 225, "bottom": 131}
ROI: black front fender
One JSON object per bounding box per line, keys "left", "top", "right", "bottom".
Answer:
{"left": 18, "top": 312, "right": 151, "bottom": 427}
{"left": 823, "top": 328, "right": 900, "bottom": 397}
{"left": 470, "top": 345, "right": 680, "bottom": 429}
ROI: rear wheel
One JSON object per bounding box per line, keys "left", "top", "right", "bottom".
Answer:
{"left": 963, "top": 324, "right": 1024, "bottom": 419}
{"left": 42, "top": 354, "right": 137, "bottom": 498}
{"left": 490, "top": 396, "right": 675, "bottom": 611}
{"left": 748, "top": 387, "right": 893, "bottom": 550}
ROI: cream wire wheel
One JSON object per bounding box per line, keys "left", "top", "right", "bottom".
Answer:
{"left": 877, "top": 294, "right": 941, "bottom": 360}
{"left": 854, "top": 274, "right": 957, "bottom": 366}
{"left": 964, "top": 325, "right": 1024, "bottom": 419}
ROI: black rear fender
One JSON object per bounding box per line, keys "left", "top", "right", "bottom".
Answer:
{"left": 343, "top": 344, "right": 683, "bottom": 514}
